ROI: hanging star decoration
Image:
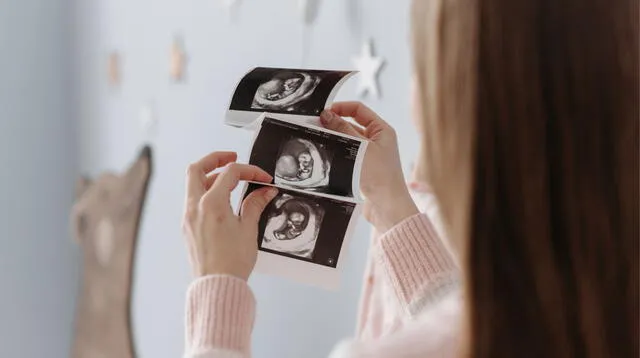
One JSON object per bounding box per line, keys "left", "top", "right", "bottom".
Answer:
{"left": 170, "top": 36, "right": 187, "bottom": 82}
{"left": 107, "top": 52, "right": 121, "bottom": 87}
{"left": 352, "top": 39, "right": 384, "bottom": 99}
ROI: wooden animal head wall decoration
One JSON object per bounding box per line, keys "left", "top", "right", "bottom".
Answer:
{"left": 70, "top": 146, "right": 153, "bottom": 358}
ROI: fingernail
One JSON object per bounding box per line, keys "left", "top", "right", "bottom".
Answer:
{"left": 266, "top": 188, "right": 278, "bottom": 200}
{"left": 320, "top": 110, "right": 333, "bottom": 124}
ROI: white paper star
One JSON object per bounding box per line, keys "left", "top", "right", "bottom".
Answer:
{"left": 352, "top": 39, "right": 384, "bottom": 99}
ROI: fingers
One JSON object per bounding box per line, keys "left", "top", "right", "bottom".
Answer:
{"left": 320, "top": 110, "right": 364, "bottom": 138}
{"left": 331, "top": 101, "right": 387, "bottom": 128}
{"left": 199, "top": 163, "right": 272, "bottom": 215}
{"left": 204, "top": 173, "right": 219, "bottom": 190}
{"left": 240, "top": 187, "right": 278, "bottom": 224}
{"left": 186, "top": 151, "right": 238, "bottom": 199}
{"left": 209, "top": 163, "right": 272, "bottom": 196}
{"left": 348, "top": 122, "right": 366, "bottom": 136}
{"left": 198, "top": 151, "right": 238, "bottom": 173}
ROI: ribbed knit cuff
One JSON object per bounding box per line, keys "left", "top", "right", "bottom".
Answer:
{"left": 185, "top": 275, "right": 255, "bottom": 356}
{"left": 374, "top": 213, "right": 460, "bottom": 316}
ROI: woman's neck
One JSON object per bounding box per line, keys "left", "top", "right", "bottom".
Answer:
{"left": 411, "top": 146, "right": 430, "bottom": 184}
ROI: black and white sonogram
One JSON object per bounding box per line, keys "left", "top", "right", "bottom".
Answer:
{"left": 251, "top": 71, "right": 321, "bottom": 112}
{"left": 274, "top": 138, "right": 332, "bottom": 192}
{"left": 229, "top": 67, "right": 353, "bottom": 116}
{"left": 244, "top": 183, "right": 357, "bottom": 268}
{"left": 250, "top": 117, "right": 363, "bottom": 197}
{"left": 261, "top": 193, "right": 325, "bottom": 260}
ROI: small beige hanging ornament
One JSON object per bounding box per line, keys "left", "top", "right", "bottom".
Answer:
{"left": 170, "top": 37, "right": 187, "bottom": 82}
{"left": 352, "top": 39, "right": 384, "bottom": 99}
{"left": 107, "top": 52, "right": 121, "bottom": 87}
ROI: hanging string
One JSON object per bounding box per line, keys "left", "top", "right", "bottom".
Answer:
{"left": 347, "top": 0, "right": 364, "bottom": 45}
{"left": 301, "top": 23, "right": 311, "bottom": 67}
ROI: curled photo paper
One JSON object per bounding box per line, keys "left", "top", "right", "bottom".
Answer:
{"left": 243, "top": 182, "right": 361, "bottom": 290}
{"left": 248, "top": 114, "right": 366, "bottom": 200}
{"left": 241, "top": 114, "right": 367, "bottom": 289}
{"left": 226, "top": 67, "right": 356, "bottom": 128}
{"left": 225, "top": 67, "right": 365, "bottom": 289}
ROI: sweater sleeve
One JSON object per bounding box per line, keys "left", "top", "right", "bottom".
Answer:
{"left": 184, "top": 275, "right": 255, "bottom": 358}
{"left": 373, "top": 213, "right": 460, "bottom": 316}
{"left": 183, "top": 214, "right": 460, "bottom": 358}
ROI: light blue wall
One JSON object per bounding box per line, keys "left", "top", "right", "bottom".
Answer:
{"left": 0, "top": 0, "right": 79, "bottom": 357}
{"left": 72, "top": 1, "right": 418, "bottom": 357}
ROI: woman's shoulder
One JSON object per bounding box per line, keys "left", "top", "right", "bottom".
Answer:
{"left": 331, "top": 292, "right": 463, "bottom": 358}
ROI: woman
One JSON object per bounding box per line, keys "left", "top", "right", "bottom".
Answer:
{"left": 182, "top": 0, "right": 638, "bottom": 357}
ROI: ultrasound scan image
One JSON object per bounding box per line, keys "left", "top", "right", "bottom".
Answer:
{"left": 251, "top": 71, "right": 322, "bottom": 112}
{"left": 261, "top": 194, "right": 325, "bottom": 259}
{"left": 274, "top": 138, "right": 332, "bottom": 192}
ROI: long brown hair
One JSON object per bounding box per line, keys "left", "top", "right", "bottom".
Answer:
{"left": 411, "top": 0, "right": 639, "bottom": 357}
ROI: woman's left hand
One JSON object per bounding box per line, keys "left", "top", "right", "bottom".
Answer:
{"left": 182, "top": 151, "right": 278, "bottom": 280}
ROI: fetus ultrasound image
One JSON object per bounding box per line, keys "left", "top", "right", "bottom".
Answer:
{"left": 251, "top": 71, "right": 321, "bottom": 112}
{"left": 244, "top": 183, "right": 357, "bottom": 267}
{"left": 229, "top": 68, "right": 352, "bottom": 116}
{"left": 250, "top": 117, "right": 361, "bottom": 197}
{"left": 274, "top": 138, "right": 333, "bottom": 192}
{"left": 261, "top": 193, "right": 325, "bottom": 260}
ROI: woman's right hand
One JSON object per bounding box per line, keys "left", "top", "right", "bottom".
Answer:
{"left": 182, "top": 151, "right": 278, "bottom": 280}
{"left": 320, "top": 102, "right": 419, "bottom": 233}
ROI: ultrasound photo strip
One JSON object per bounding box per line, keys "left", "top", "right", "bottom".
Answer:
{"left": 242, "top": 182, "right": 361, "bottom": 290}
{"left": 224, "top": 67, "right": 365, "bottom": 289}
{"left": 238, "top": 113, "right": 366, "bottom": 289}
{"left": 247, "top": 113, "right": 367, "bottom": 200}
{"left": 226, "top": 67, "right": 356, "bottom": 128}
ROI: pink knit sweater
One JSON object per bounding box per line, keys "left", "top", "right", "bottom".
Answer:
{"left": 184, "top": 189, "right": 462, "bottom": 358}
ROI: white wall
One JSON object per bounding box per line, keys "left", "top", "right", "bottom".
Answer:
{"left": 0, "top": 0, "right": 79, "bottom": 357}
{"left": 72, "top": 1, "right": 419, "bottom": 357}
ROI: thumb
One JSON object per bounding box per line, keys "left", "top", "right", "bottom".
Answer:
{"left": 320, "top": 110, "right": 363, "bottom": 138}
{"left": 240, "top": 187, "right": 278, "bottom": 224}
